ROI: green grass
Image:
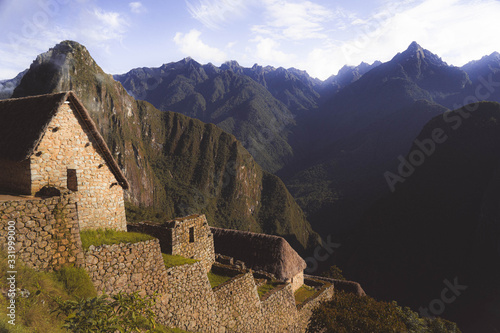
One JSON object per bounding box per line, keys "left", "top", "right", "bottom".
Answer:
{"left": 80, "top": 228, "right": 154, "bottom": 250}
{"left": 257, "top": 280, "right": 283, "bottom": 298}
{"left": 52, "top": 265, "right": 97, "bottom": 299}
{"left": 0, "top": 251, "right": 96, "bottom": 332}
{"left": 162, "top": 253, "right": 198, "bottom": 269}
{"left": 294, "top": 285, "right": 317, "bottom": 305}
{"left": 207, "top": 270, "right": 234, "bottom": 288}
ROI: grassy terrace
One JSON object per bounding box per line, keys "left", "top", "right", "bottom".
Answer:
{"left": 80, "top": 229, "right": 154, "bottom": 250}
{"left": 207, "top": 270, "right": 234, "bottom": 288}
{"left": 294, "top": 285, "right": 317, "bottom": 305}
{"left": 257, "top": 280, "right": 283, "bottom": 299}
{"left": 162, "top": 253, "right": 198, "bottom": 269}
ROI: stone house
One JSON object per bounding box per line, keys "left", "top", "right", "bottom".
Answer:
{"left": 0, "top": 92, "right": 128, "bottom": 231}
{"left": 211, "top": 227, "right": 307, "bottom": 292}
{"left": 128, "top": 217, "right": 307, "bottom": 290}
{"left": 128, "top": 214, "right": 215, "bottom": 272}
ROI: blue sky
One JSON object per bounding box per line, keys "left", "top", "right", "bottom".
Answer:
{"left": 1, "top": 0, "right": 500, "bottom": 80}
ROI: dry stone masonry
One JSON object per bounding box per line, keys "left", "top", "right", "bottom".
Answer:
{"left": 30, "top": 102, "right": 127, "bottom": 231}
{"left": 128, "top": 214, "right": 215, "bottom": 272}
{"left": 83, "top": 236, "right": 334, "bottom": 332}
{"left": 0, "top": 92, "right": 128, "bottom": 232}
{"left": 0, "top": 92, "right": 341, "bottom": 332}
{"left": 0, "top": 194, "right": 84, "bottom": 270}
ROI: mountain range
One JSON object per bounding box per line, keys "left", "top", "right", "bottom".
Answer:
{"left": 3, "top": 40, "right": 500, "bottom": 332}
{"left": 7, "top": 41, "right": 320, "bottom": 252}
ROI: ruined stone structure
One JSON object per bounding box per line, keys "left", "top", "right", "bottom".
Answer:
{"left": 128, "top": 214, "right": 215, "bottom": 272}
{"left": 84, "top": 238, "right": 334, "bottom": 333}
{"left": 0, "top": 92, "right": 340, "bottom": 332}
{"left": 0, "top": 92, "right": 128, "bottom": 231}
{"left": 211, "top": 227, "right": 307, "bottom": 292}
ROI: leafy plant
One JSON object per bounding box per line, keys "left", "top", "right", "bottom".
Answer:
{"left": 54, "top": 292, "right": 158, "bottom": 333}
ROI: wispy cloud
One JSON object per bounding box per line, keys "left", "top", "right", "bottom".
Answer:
{"left": 77, "top": 8, "right": 129, "bottom": 49}
{"left": 174, "top": 29, "right": 227, "bottom": 63}
{"left": 252, "top": 0, "right": 335, "bottom": 40}
{"left": 186, "top": 0, "right": 247, "bottom": 29}
{"left": 129, "top": 2, "right": 147, "bottom": 14}
{"left": 335, "top": 0, "right": 500, "bottom": 67}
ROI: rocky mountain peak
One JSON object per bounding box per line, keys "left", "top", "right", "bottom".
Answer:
{"left": 392, "top": 41, "right": 445, "bottom": 67}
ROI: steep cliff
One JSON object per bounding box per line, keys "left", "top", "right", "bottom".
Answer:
{"left": 12, "top": 41, "right": 319, "bottom": 251}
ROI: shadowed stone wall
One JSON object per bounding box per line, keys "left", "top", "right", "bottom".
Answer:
{"left": 0, "top": 194, "right": 84, "bottom": 270}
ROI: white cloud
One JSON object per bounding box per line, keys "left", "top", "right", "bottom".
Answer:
{"left": 328, "top": 0, "right": 500, "bottom": 68}
{"left": 293, "top": 0, "right": 500, "bottom": 79}
{"left": 174, "top": 29, "right": 227, "bottom": 63}
{"left": 129, "top": 2, "right": 147, "bottom": 14}
{"left": 78, "top": 8, "right": 129, "bottom": 48}
{"left": 253, "top": 0, "right": 335, "bottom": 40}
{"left": 186, "top": 0, "right": 247, "bottom": 29}
{"left": 252, "top": 36, "right": 295, "bottom": 65}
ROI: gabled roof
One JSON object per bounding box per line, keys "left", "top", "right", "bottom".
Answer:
{"left": 211, "top": 227, "right": 307, "bottom": 280}
{"left": 0, "top": 91, "right": 129, "bottom": 189}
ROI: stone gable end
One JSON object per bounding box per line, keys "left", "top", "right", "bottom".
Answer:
{"left": 30, "top": 102, "right": 126, "bottom": 230}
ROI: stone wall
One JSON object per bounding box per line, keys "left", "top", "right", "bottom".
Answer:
{"left": 296, "top": 278, "right": 335, "bottom": 331}
{"left": 0, "top": 159, "right": 31, "bottom": 195}
{"left": 83, "top": 237, "right": 332, "bottom": 333}
{"left": 168, "top": 215, "right": 215, "bottom": 272}
{"left": 290, "top": 271, "right": 304, "bottom": 292}
{"left": 261, "top": 283, "right": 299, "bottom": 332}
{"left": 213, "top": 271, "right": 263, "bottom": 332}
{"left": 128, "top": 215, "right": 215, "bottom": 272}
{"left": 84, "top": 238, "right": 221, "bottom": 333}
{"left": 30, "top": 103, "right": 126, "bottom": 231}
{"left": 305, "top": 274, "right": 366, "bottom": 296}
{"left": 84, "top": 239, "right": 166, "bottom": 295}
{"left": 0, "top": 194, "right": 84, "bottom": 270}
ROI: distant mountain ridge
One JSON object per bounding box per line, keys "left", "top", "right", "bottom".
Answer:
{"left": 5, "top": 41, "right": 500, "bottom": 239}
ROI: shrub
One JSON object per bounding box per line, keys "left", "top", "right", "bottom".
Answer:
{"left": 307, "top": 291, "right": 462, "bottom": 333}
{"left": 54, "top": 292, "right": 158, "bottom": 333}
{"left": 321, "top": 265, "right": 346, "bottom": 280}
